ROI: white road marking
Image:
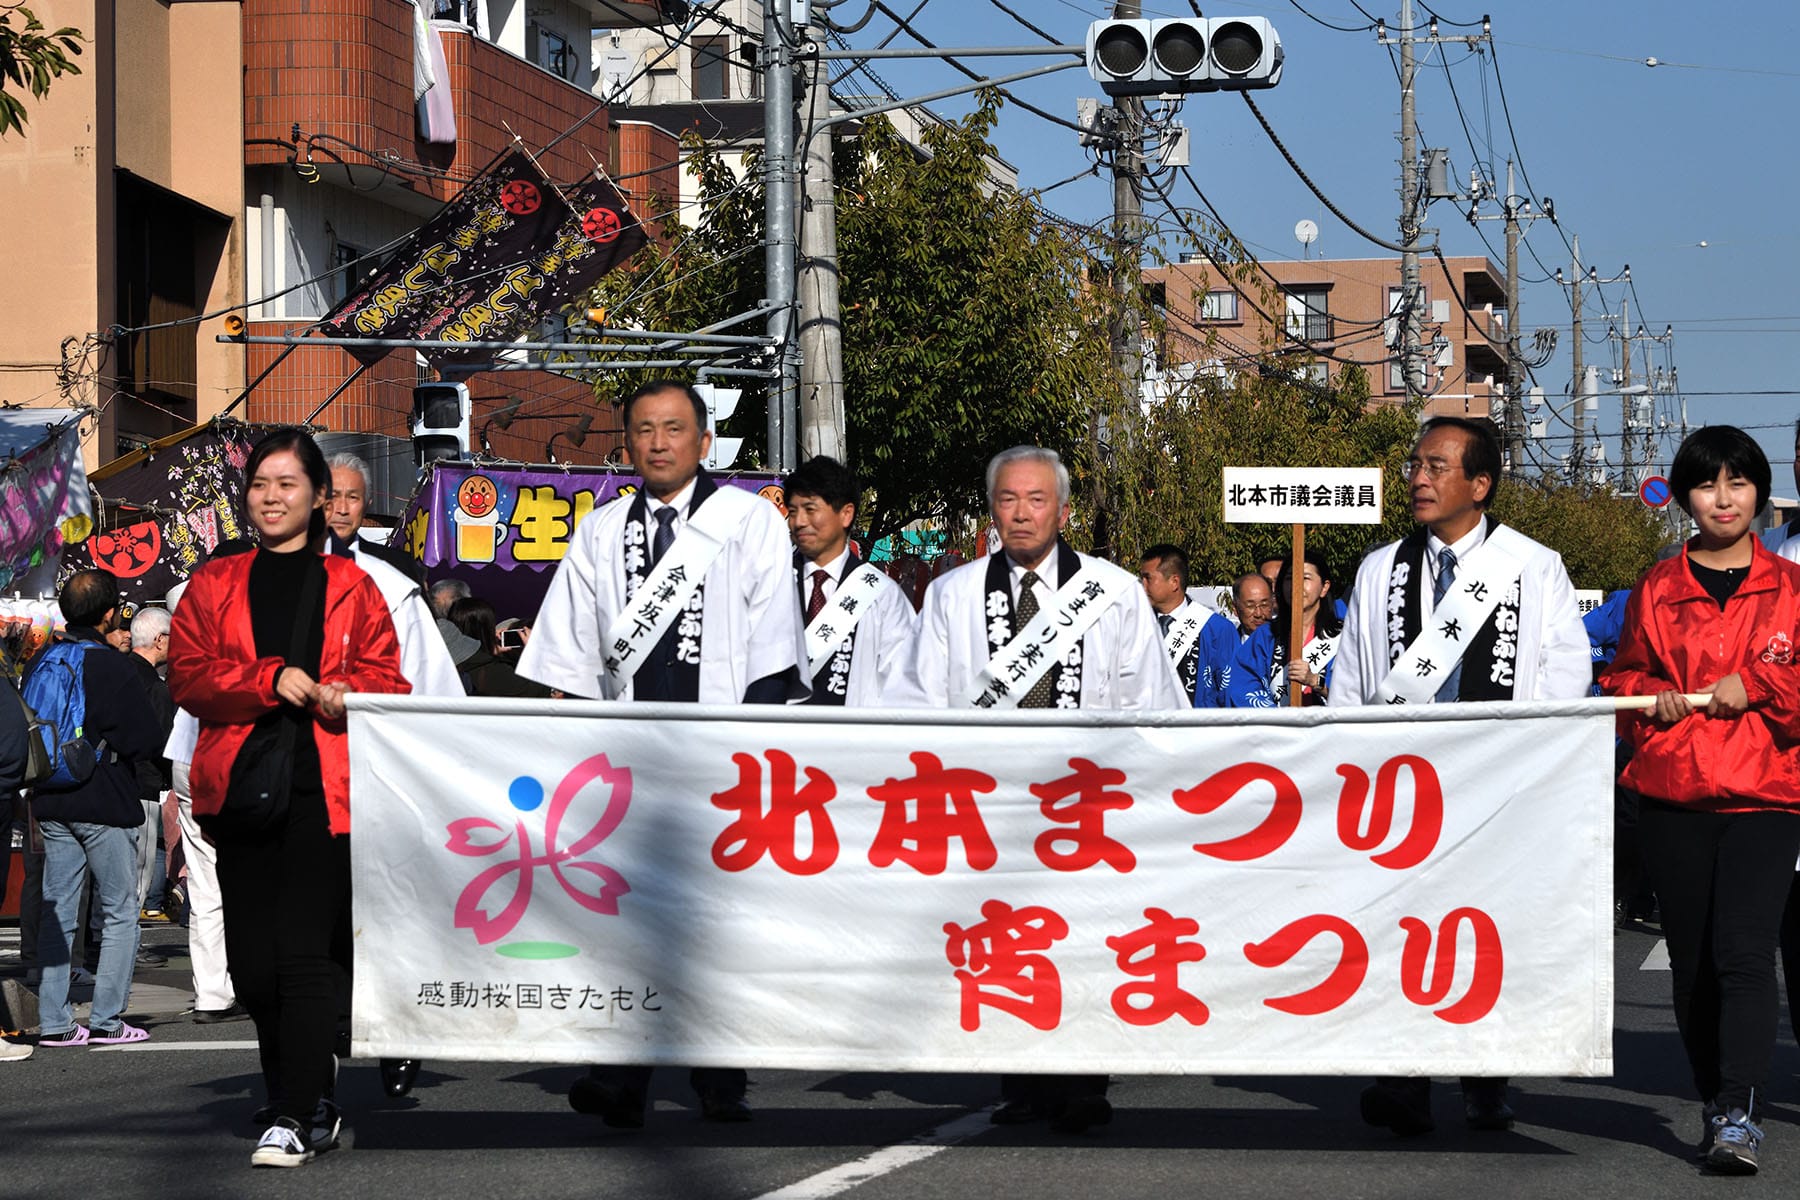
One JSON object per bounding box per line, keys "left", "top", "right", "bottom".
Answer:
{"left": 91, "top": 1039, "right": 260, "bottom": 1053}
{"left": 751, "top": 1108, "right": 995, "bottom": 1200}
{"left": 1641, "top": 940, "right": 1669, "bottom": 971}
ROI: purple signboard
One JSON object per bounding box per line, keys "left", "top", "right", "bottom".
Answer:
{"left": 395, "top": 463, "right": 787, "bottom": 621}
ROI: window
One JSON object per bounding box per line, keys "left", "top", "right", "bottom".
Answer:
{"left": 1198, "top": 290, "right": 1238, "bottom": 322}
{"left": 1284, "top": 287, "right": 1331, "bottom": 343}
{"left": 526, "top": 22, "right": 577, "bottom": 81}
{"left": 332, "top": 240, "right": 365, "bottom": 307}
{"left": 693, "top": 37, "right": 729, "bottom": 100}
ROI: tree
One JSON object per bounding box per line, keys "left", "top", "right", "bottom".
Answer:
{"left": 585, "top": 95, "right": 1119, "bottom": 541}
{"left": 0, "top": 3, "right": 82, "bottom": 138}
{"left": 835, "top": 94, "right": 1113, "bottom": 540}
{"left": 1107, "top": 361, "right": 1423, "bottom": 588}
{"left": 1491, "top": 479, "right": 1668, "bottom": 593}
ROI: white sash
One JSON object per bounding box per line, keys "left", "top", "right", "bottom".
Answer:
{"left": 1163, "top": 607, "right": 1206, "bottom": 671}
{"left": 968, "top": 567, "right": 1137, "bottom": 709}
{"left": 601, "top": 498, "right": 742, "bottom": 689}
{"left": 804, "top": 562, "right": 886, "bottom": 678}
{"left": 1377, "top": 527, "right": 1530, "bottom": 704}
{"left": 1302, "top": 630, "right": 1340, "bottom": 675}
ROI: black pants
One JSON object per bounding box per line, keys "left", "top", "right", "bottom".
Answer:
{"left": 214, "top": 789, "right": 351, "bottom": 1123}
{"left": 1782, "top": 871, "right": 1800, "bottom": 1047}
{"left": 1638, "top": 801, "right": 1800, "bottom": 1117}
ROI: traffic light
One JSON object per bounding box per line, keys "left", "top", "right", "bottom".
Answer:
{"left": 410, "top": 382, "right": 471, "bottom": 468}
{"left": 1085, "top": 16, "right": 1283, "bottom": 98}
{"left": 694, "top": 383, "right": 743, "bottom": 470}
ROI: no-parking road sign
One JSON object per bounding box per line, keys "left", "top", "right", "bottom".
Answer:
{"left": 1639, "top": 476, "right": 1673, "bottom": 509}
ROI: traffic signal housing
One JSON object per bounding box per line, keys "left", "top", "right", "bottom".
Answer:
{"left": 1085, "top": 16, "right": 1283, "bottom": 98}
{"left": 694, "top": 383, "right": 743, "bottom": 470}
{"left": 410, "top": 382, "right": 472, "bottom": 468}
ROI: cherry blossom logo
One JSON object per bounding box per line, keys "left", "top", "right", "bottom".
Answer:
{"left": 444, "top": 754, "right": 633, "bottom": 959}
{"left": 1762, "top": 632, "right": 1793, "bottom": 665}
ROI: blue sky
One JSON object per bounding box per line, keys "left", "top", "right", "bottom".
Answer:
{"left": 831, "top": 1, "right": 1800, "bottom": 483}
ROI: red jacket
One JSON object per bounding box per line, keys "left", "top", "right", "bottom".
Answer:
{"left": 1601, "top": 541, "right": 1800, "bottom": 812}
{"left": 168, "top": 550, "right": 409, "bottom": 835}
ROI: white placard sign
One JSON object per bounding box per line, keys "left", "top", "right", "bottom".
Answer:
{"left": 1223, "top": 467, "right": 1384, "bottom": 525}
{"left": 348, "top": 696, "right": 1614, "bottom": 1077}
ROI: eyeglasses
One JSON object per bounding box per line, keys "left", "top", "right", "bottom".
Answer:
{"left": 1238, "top": 599, "right": 1275, "bottom": 612}
{"left": 1401, "top": 458, "right": 1461, "bottom": 482}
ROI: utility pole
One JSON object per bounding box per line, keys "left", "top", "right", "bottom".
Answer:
{"left": 1469, "top": 159, "right": 1535, "bottom": 474}
{"left": 763, "top": 2, "right": 800, "bottom": 472}
{"left": 1095, "top": 0, "right": 1143, "bottom": 560}
{"left": 797, "top": 13, "right": 845, "bottom": 462}
{"left": 1566, "top": 236, "right": 1585, "bottom": 475}
{"left": 1396, "top": 0, "right": 1424, "bottom": 401}
{"left": 1617, "top": 293, "right": 1632, "bottom": 481}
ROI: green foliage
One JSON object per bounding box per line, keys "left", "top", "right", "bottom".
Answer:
{"left": 835, "top": 93, "right": 1110, "bottom": 539}
{"left": 0, "top": 4, "right": 82, "bottom": 138}
{"left": 1106, "top": 362, "right": 1423, "bottom": 588}
{"left": 587, "top": 96, "right": 1118, "bottom": 540}
{"left": 1491, "top": 479, "right": 1668, "bottom": 592}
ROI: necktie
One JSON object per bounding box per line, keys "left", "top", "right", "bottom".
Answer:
{"left": 1015, "top": 570, "right": 1058, "bottom": 709}
{"left": 651, "top": 507, "right": 678, "bottom": 567}
{"left": 1157, "top": 612, "right": 1173, "bottom": 637}
{"left": 1433, "top": 548, "right": 1461, "bottom": 702}
{"left": 806, "top": 568, "right": 830, "bottom": 622}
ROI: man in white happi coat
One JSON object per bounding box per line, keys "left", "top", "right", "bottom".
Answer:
{"left": 1331, "top": 415, "right": 1588, "bottom": 1138}
{"left": 783, "top": 454, "right": 917, "bottom": 706}
{"left": 891, "top": 446, "right": 1183, "bottom": 1134}
{"left": 519, "top": 380, "right": 806, "bottom": 1128}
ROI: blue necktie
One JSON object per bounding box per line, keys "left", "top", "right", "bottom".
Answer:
{"left": 651, "top": 507, "right": 678, "bottom": 566}
{"left": 1434, "top": 548, "right": 1460, "bottom": 702}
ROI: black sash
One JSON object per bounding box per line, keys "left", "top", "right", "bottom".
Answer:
{"left": 798, "top": 550, "right": 861, "bottom": 706}
{"left": 625, "top": 471, "right": 715, "bottom": 702}
{"left": 983, "top": 540, "right": 1085, "bottom": 707}
{"left": 1386, "top": 517, "right": 1521, "bottom": 702}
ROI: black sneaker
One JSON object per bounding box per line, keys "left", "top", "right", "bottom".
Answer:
{"left": 251, "top": 1117, "right": 314, "bottom": 1168}
{"left": 1695, "top": 1101, "right": 1724, "bottom": 1161}
{"left": 309, "top": 1099, "right": 343, "bottom": 1154}
{"left": 1706, "top": 1110, "right": 1762, "bottom": 1175}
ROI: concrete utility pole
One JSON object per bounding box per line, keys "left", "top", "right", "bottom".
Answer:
{"left": 1396, "top": 0, "right": 1424, "bottom": 401}
{"left": 1617, "top": 293, "right": 1632, "bottom": 481}
{"left": 797, "top": 13, "right": 846, "bottom": 462}
{"left": 1094, "top": 0, "right": 1144, "bottom": 561}
{"left": 1567, "top": 235, "right": 1585, "bottom": 475}
{"left": 764, "top": 2, "right": 800, "bottom": 472}
{"left": 1469, "top": 159, "right": 1536, "bottom": 474}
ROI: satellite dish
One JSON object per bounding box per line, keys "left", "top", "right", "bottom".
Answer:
{"left": 1294, "top": 219, "right": 1319, "bottom": 259}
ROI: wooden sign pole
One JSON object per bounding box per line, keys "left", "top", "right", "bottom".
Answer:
{"left": 1288, "top": 521, "right": 1306, "bottom": 707}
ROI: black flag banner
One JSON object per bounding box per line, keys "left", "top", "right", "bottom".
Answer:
{"left": 317, "top": 152, "right": 646, "bottom": 373}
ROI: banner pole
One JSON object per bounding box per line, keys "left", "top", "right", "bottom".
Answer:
{"left": 1288, "top": 522, "right": 1305, "bottom": 707}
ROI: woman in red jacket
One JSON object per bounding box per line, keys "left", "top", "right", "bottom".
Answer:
{"left": 1602, "top": 425, "right": 1800, "bottom": 1176}
{"left": 168, "top": 430, "right": 408, "bottom": 1169}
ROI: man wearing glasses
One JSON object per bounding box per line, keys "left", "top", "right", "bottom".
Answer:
{"left": 1330, "top": 416, "right": 1588, "bottom": 1137}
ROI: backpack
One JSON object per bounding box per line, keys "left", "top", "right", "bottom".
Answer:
{"left": 20, "top": 637, "right": 108, "bottom": 791}
{"left": 2, "top": 671, "right": 55, "bottom": 789}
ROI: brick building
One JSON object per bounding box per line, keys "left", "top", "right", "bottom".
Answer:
{"left": 1144, "top": 254, "right": 1511, "bottom": 422}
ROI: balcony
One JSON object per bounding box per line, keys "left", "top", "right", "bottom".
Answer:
{"left": 243, "top": 0, "right": 680, "bottom": 203}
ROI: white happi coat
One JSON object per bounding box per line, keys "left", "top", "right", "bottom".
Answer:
{"left": 797, "top": 556, "right": 920, "bottom": 707}
{"left": 344, "top": 541, "right": 465, "bottom": 699}
{"left": 1328, "top": 526, "right": 1590, "bottom": 706}
{"left": 889, "top": 549, "right": 1185, "bottom": 710}
{"left": 519, "top": 481, "right": 805, "bottom": 701}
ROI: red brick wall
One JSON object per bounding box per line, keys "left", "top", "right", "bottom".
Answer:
{"left": 243, "top": 2, "right": 633, "bottom": 200}
{"left": 244, "top": 321, "right": 622, "bottom": 467}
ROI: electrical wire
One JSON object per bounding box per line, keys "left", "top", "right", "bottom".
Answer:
{"left": 1285, "top": 0, "right": 1377, "bottom": 34}
{"left": 1237, "top": 93, "right": 1416, "bottom": 256}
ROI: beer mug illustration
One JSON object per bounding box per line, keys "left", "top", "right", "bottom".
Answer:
{"left": 454, "top": 475, "right": 504, "bottom": 564}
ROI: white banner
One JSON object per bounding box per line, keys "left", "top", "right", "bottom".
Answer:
{"left": 1223, "top": 467, "right": 1384, "bottom": 525}
{"left": 348, "top": 697, "right": 1615, "bottom": 1077}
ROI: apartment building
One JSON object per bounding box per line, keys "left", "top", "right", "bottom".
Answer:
{"left": 1144, "top": 254, "right": 1512, "bottom": 422}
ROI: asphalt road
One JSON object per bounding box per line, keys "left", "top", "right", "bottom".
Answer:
{"left": 2, "top": 920, "right": 1795, "bottom": 1200}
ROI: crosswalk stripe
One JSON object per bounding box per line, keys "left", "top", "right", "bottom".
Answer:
{"left": 1641, "top": 940, "right": 1670, "bottom": 971}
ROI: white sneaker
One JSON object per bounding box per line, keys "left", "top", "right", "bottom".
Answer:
{"left": 0, "top": 1039, "right": 32, "bottom": 1061}
{"left": 251, "top": 1117, "right": 314, "bottom": 1168}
